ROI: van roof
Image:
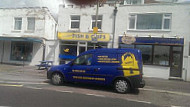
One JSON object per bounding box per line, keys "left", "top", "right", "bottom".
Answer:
{"left": 82, "top": 48, "right": 140, "bottom": 54}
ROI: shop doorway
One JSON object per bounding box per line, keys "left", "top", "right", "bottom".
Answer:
{"left": 77, "top": 42, "right": 87, "bottom": 55}
{"left": 170, "top": 46, "right": 183, "bottom": 78}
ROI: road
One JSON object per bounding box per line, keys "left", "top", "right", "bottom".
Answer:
{"left": 0, "top": 64, "right": 190, "bottom": 106}
{"left": 0, "top": 85, "right": 158, "bottom": 107}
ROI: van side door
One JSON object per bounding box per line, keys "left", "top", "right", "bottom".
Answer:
{"left": 68, "top": 54, "right": 96, "bottom": 83}
{"left": 93, "top": 53, "right": 121, "bottom": 85}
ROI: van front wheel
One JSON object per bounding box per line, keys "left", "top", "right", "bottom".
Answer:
{"left": 114, "top": 79, "right": 130, "bottom": 94}
{"left": 51, "top": 73, "right": 63, "bottom": 85}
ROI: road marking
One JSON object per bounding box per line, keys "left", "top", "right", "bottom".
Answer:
{"left": 140, "top": 88, "right": 190, "bottom": 96}
{"left": 0, "top": 81, "right": 48, "bottom": 85}
{"left": 0, "top": 106, "right": 11, "bottom": 107}
{"left": 171, "top": 106, "right": 182, "bottom": 107}
{"left": 0, "top": 83, "right": 23, "bottom": 87}
{"left": 60, "top": 91, "right": 73, "bottom": 93}
{"left": 126, "top": 99, "right": 152, "bottom": 104}
{"left": 86, "top": 94, "right": 106, "bottom": 97}
{"left": 25, "top": 86, "right": 42, "bottom": 90}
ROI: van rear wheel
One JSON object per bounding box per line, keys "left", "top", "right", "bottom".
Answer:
{"left": 114, "top": 79, "right": 130, "bottom": 94}
{"left": 51, "top": 73, "right": 63, "bottom": 85}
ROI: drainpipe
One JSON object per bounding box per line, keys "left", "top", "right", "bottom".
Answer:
{"left": 42, "top": 39, "right": 46, "bottom": 61}
{"left": 112, "top": 6, "right": 118, "bottom": 48}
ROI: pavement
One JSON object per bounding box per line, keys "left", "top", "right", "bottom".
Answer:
{"left": 0, "top": 64, "right": 190, "bottom": 94}
{"left": 0, "top": 64, "right": 47, "bottom": 83}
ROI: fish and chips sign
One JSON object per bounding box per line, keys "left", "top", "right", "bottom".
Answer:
{"left": 121, "top": 33, "right": 136, "bottom": 44}
{"left": 58, "top": 32, "right": 110, "bottom": 42}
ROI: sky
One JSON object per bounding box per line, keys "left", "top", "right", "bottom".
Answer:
{"left": 0, "top": 0, "right": 64, "bottom": 19}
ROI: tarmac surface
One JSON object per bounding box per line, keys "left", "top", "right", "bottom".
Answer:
{"left": 1, "top": 64, "right": 190, "bottom": 106}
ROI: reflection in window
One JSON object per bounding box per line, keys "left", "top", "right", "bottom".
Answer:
{"left": 70, "top": 15, "right": 80, "bottom": 29}
{"left": 136, "top": 45, "right": 152, "bottom": 64}
{"left": 27, "top": 17, "right": 35, "bottom": 31}
{"left": 11, "top": 41, "right": 33, "bottom": 61}
{"left": 74, "top": 54, "right": 93, "bottom": 65}
{"left": 153, "top": 46, "right": 170, "bottom": 66}
{"left": 92, "top": 15, "right": 102, "bottom": 30}
{"left": 129, "top": 13, "right": 171, "bottom": 30}
{"left": 119, "top": 44, "right": 134, "bottom": 49}
{"left": 14, "top": 17, "right": 22, "bottom": 30}
{"left": 60, "top": 45, "right": 77, "bottom": 56}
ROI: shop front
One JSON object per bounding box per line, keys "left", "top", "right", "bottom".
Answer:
{"left": 0, "top": 36, "right": 44, "bottom": 65}
{"left": 58, "top": 32, "right": 110, "bottom": 64}
{"left": 119, "top": 36, "right": 184, "bottom": 79}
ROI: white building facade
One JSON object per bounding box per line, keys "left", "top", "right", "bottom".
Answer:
{"left": 0, "top": 7, "right": 59, "bottom": 65}
{"left": 58, "top": 1, "right": 190, "bottom": 81}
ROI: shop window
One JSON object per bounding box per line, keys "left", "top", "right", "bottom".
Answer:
{"left": 27, "top": 17, "right": 35, "bottom": 31}
{"left": 60, "top": 45, "right": 77, "bottom": 56}
{"left": 14, "top": 17, "right": 22, "bottom": 30}
{"left": 119, "top": 44, "right": 134, "bottom": 49}
{"left": 10, "top": 41, "right": 33, "bottom": 61}
{"left": 129, "top": 13, "right": 171, "bottom": 30}
{"left": 153, "top": 46, "right": 170, "bottom": 66}
{"left": 70, "top": 15, "right": 80, "bottom": 29}
{"left": 91, "top": 15, "right": 102, "bottom": 30}
{"left": 136, "top": 45, "right": 152, "bottom": 64}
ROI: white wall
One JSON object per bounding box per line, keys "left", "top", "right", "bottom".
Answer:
{"left": 58, "top": 5, "right": 114, "bottom": 33}
{"left": 143, "top": 65, "right": 170, "bottom": 79}
{"left": 58, "top": 3, "right": 190, "bottom": 80}
{"left": 0, "top": 7, "right": 58, "bottom": 65}
{"left": 45, "top": 40, "right": 60, "bottom": 65}
{"left": 0, "top": 8, "right": 57, "bottom": 40}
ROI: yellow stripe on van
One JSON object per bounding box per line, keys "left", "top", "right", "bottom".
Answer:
{"left": 121, "top": 52, "right": 140, "bottom": 77}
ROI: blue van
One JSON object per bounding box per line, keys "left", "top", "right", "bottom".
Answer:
{"left": 47, "top": 48, "right": 145, "bottom": 93}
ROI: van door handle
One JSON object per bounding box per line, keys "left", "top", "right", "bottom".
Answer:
{"left": 94, "top": 68, "right": 100, "bottom": 71}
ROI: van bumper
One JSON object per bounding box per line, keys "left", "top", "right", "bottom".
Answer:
{"left": 140, "top": 79, "right": 145, "bottom": 88}
{"left": 47, "top": 71, "right": 53, "bottom": 79}
{"left": 128, "top": 76, "right": 145, "bottom": 88}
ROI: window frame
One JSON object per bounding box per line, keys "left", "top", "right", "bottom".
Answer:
{"left": 128, "top": 13, "right": 171, "bottom": 31}
{"left": 14, "top": 17, "right": 22, "bottom": 31}
{"left": 27, "top": 17, "right": 35, "bottom": 31}
{"left": 91, "top": 15, "right": 103, "bottom": 31}
{"left": 70, "top": 15, "right": 80, "bottom": 30}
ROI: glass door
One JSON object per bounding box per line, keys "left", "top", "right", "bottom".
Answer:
{"left": 170, "top": 46, "right": 183, "bottom": 77}
{"left": 77, "top": 42, "right": 87, "bottom": 55}
{"left": 79, "top": 46, "right": 86, "bottom": 54}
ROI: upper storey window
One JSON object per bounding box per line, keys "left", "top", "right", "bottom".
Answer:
{"left": 14, "top": 17, "right": 22, "bottom": 30}
{"left": 129, "top": 13, "right": 171, "bottom": 31}
{"left": 70, "top": 15, "right": 80, "bottom": 30}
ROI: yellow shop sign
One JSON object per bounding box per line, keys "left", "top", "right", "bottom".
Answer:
{"left": 58, "top": 32, "right": 110, "bottom": 42}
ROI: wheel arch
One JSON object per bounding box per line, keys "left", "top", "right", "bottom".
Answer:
{"left": 112, "top": 76, "right": 133, "bottom": 88}
{"left": 51, "top": 70, "right": 65, "bottom": 79}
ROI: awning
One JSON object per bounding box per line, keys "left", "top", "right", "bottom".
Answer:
{"left": 59, "top": 54, "right": 77, "bottom": 59}
{"left": 0, "top": 36, "right": 43, "bottom": 43}
{"left": 119, "top": 37, "right": 184, "bottom": 46}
